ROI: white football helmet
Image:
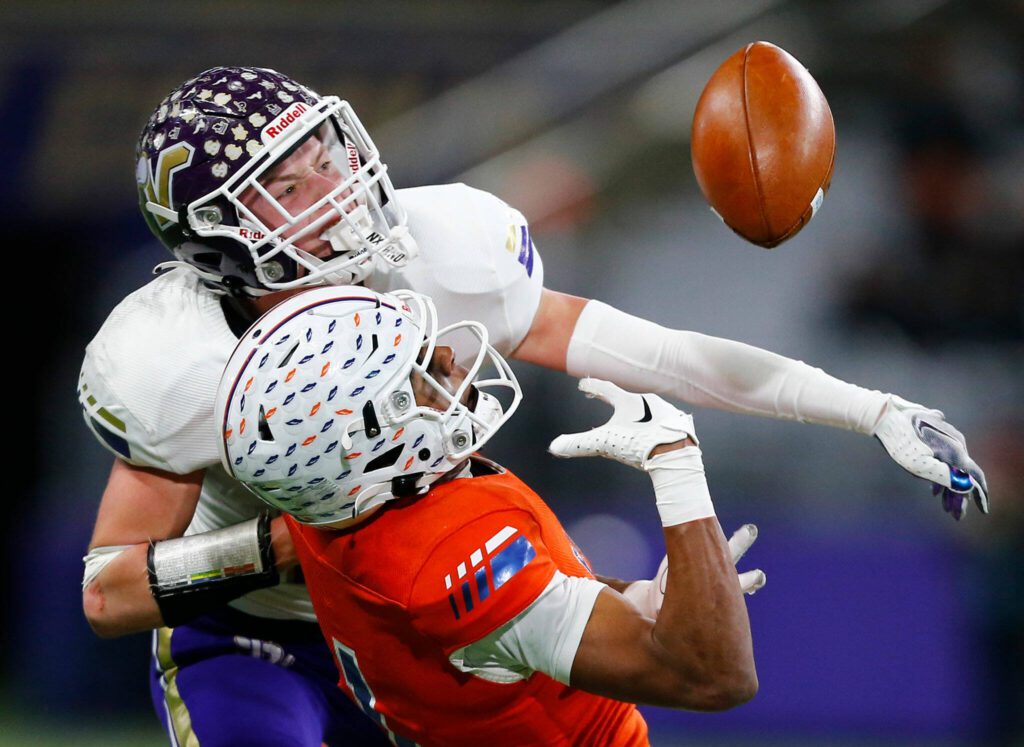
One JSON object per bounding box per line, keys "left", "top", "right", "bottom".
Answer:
{"left": 217, "top": 286, "right": 522, "bottom": 525}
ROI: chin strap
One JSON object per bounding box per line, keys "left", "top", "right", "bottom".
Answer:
{"left": 146, "top": 201, "right": 179, "bottom": 224}
{"left": 320, "top": 205, "right": 374, "bottom": 254}
{"left": 295, "top": 248, "right": 372, "bottom": 286}
{"left": 152, "top": 260, "right": 229, "bottom": 289}
{"left": 469, "top": 390, "right": 504, "bottom": 444}
{"left": 376, "top": 224, "right": 418, "bottom": 267}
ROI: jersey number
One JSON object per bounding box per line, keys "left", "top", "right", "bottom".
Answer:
{"left": 332, "top": 638, "right": 416, "bottom": 747}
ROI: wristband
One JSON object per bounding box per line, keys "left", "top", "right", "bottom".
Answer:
{"left": 147, "top": 513, "right": 279, "bottom": 627}
{"left": 648, "top": 446, "right": 715, "bottom": 526}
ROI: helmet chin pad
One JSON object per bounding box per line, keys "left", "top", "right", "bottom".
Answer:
{"left": 293, "top": 245, "right": 375, "bottom": 286}
{"left": 311, "top": 204, "right": 378, "bottom": 283}
{"left": 285, "top": 202, "right": 420, "bottom": 287}
{"left": 320, "top": 204, "right": 374, "bottom": 253}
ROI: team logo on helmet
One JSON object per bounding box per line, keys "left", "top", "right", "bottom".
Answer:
{"left": 140, "top": 142, "right": 195, "bottom": 229}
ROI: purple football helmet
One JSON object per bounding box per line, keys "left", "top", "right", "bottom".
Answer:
{"left": 136, "top": 66, "right": 417, "bottom": 295}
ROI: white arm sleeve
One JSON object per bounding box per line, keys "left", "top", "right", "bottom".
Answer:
{"left": 449, "top": 571, "right": 605, "bottom": 685}
{"left": 566, "top": 300, "right": 889, "bottom": 435}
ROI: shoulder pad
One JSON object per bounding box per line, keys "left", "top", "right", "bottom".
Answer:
{"left": 408, "top": 508, "right": 556, "bottom": 653}
{"left": 77, "top": 270, "right": 238, "bottom": 473}
{"left": 388, "top": 184, "right": 545, "bottom": 356}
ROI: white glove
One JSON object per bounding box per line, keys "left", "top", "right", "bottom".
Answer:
{"left": 622, "top": 524, "right": 766, "bottom": 618}
{"left": 548, "top": 378, "right": 697, "bottom": 470}
{"left": 872, "top": 395, "right": 989, "bottom": 520}
{"left": 551, "top": 378, "right": 714, "bottom": 526}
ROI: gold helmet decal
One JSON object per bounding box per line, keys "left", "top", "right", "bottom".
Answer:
{"left": 138, "top": 142, "right": 195, "bottom": 229}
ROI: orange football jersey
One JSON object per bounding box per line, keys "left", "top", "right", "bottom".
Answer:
{"left": 288, "top": 463, "right": 649, "bottom": 746}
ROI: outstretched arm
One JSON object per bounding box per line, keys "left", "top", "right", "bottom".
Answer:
{"left": 515, "top": 289, "right": 988, "bottom": 518}
{"left": 549, "top": 380, "right": 756, "bottom": 709}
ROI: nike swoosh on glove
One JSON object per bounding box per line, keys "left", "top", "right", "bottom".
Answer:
{"left": 548, "top": 378, "right": 697, "bottom": 471}
{"left": 873, "top": 395, "right": 989, "bottom": 520}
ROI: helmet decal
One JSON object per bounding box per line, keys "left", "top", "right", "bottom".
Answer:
{"left": 260, "top": 101, "right": 310, "bottom": 144}
{"left": 140, "top": 142, "right": 195, "bottom": 229}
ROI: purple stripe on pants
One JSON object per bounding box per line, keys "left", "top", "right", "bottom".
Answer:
{"left": 149, "top": 606, "right": 390, "bottom": 746}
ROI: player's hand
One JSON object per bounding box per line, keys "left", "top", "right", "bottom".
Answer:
{"left": 622, "top": 524, "right": 766, "bottom": 618}
{"left": 728, "top": 523, "right": 767, "bottom": 596}
{"left": 548, "top": 378, "right": 697, "bottom": 471}
{"left": 270, "top": 515, "right": 298, "bottom": 571}
{"left": 872, "top": 395, "right": 989, "bottom": 520}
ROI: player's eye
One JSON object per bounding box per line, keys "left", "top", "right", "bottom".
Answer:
{"left": 319, "top": 161, "right": 332, "bottom": 172}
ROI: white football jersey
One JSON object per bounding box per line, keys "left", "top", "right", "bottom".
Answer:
{"left": 78, "top": 183, "right": 544, "bottom": 620}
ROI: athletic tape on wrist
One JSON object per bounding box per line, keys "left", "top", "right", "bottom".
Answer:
{"left": 648, "top": 446, "right": 715, "bottom": 526}
{"left": 82, "top": 545, "right": 132, "bottom": 589}
{"left": 147, "top": 513, "right": 279, "bottom": 627}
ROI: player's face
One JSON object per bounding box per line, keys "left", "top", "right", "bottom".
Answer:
{"left": 411, "top": 346, "right": 479, "bottom": 412}
{"left": 239, "top": 128, "right": 350, "bottom": 258}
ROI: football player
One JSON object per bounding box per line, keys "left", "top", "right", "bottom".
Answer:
{"left": 217, "top": 285, "right": 758, "bottom": 746}
{"left": 79, "top": 66, "right": 985, "bottom": 746}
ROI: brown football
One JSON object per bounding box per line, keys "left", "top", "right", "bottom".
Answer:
{"left": 691, "top": 41, "right": 835, "bottom": 248}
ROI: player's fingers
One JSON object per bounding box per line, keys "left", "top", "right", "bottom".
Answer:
{"left": 933, "top": 463, "right": 985, "bottom": 518}
{"left": 548, "top": 431, "right": 604, "bottom": 459}
{"left": 941, "top": 489, "right": 968, "bottom": 521}
{"left": 727, "top": 524, "right": 758, "bottom": 564}
{"left": 738, "top": 569, "right": 766, "bottom": 595}
{"left": 961, "top": 464, "right": 989, "bottom": 513}
{"left": 946, "top": 462, "right": 988, "bottom": 514}
{"left": 577, "top": 378, "right": 629, "bottom": 407}
{"left": 972, "top": 482, "right": 989, "bottom": 514}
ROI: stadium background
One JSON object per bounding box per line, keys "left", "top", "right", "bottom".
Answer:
{"left": 2, "top": 1, "right": 1021, "bottom": 745}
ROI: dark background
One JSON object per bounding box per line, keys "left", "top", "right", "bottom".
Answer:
{"left": 2, "top": 1, "right": 1021, "bottom": 745}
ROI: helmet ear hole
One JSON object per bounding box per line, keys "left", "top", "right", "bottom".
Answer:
{"left": 177, "top": 206, "right": 194, "bottom": 239}
{"left": 363, "top": 445, "right": 403, "bottom": 473}
{"left": 192, "top": 252, "right": 225, "bottom": 269}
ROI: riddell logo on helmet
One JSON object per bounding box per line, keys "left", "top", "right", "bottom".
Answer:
{"left": 346, "top": 142, "right": 360, "bottom": 175}
{"left": 238, "top": 228, "right": 265, "bottom": 240}
{"left": 261, "top": 102, "right": 309, "bottom": 143}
